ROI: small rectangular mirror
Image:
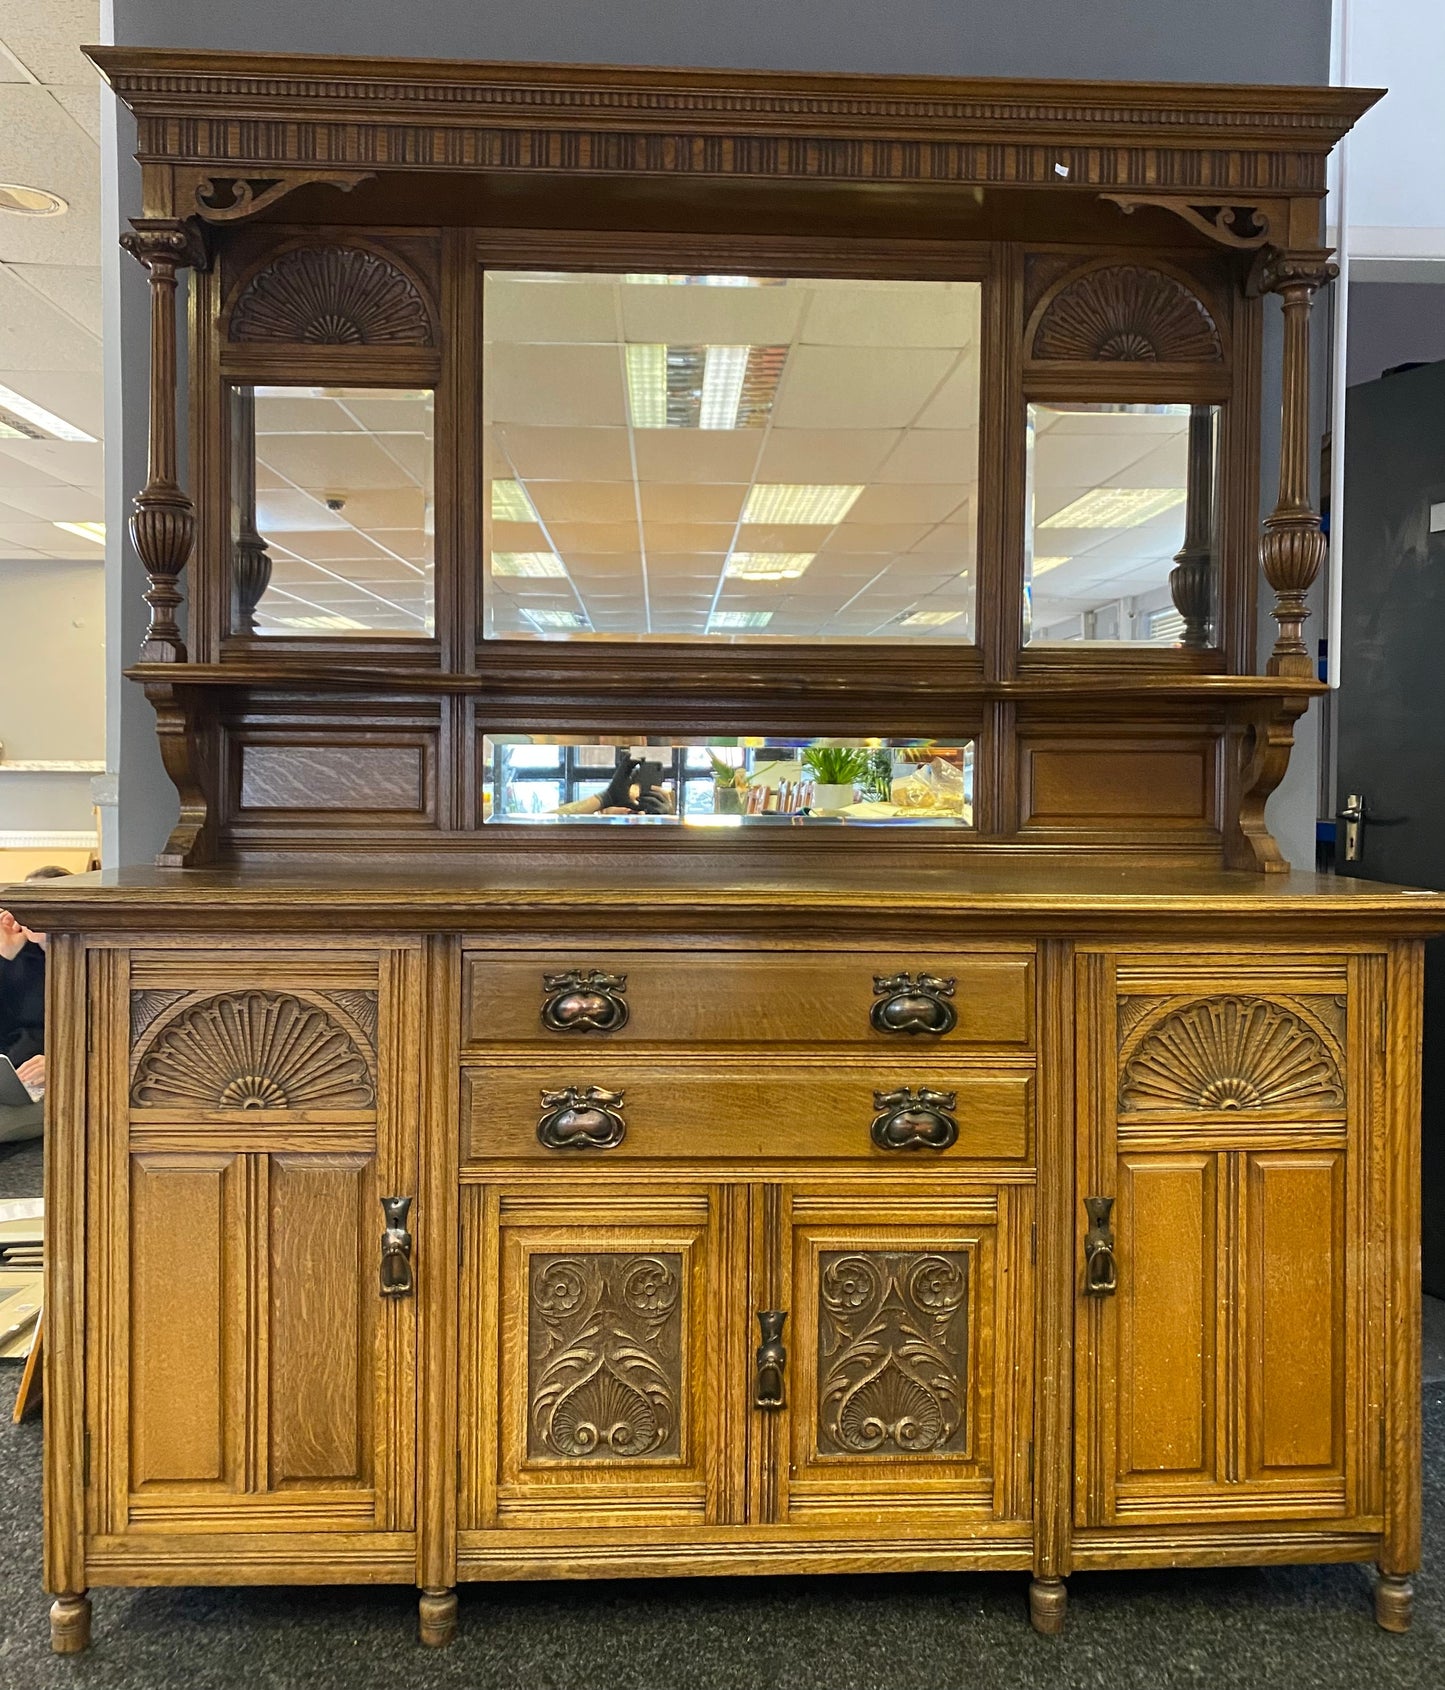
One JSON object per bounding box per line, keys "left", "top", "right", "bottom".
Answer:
{"left": 231, "top": 384, "right": 435, "bottom": 636}
{"left": 1025, "top": 402, "right": 1219, "bottom": 647}
{"left": 482, "top": 737, "right": 975, "bottom": 826}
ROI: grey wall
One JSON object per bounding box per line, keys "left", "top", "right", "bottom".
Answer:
{"left": 1347, "top": 281, "right": 1445, "bottom": 387}
{"left": 106, "top": 0, "right": 1336, "bottom": 866}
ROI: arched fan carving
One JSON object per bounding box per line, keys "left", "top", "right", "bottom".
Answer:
{"left": 229, "top": 245, "right": 433, "bottom": 345}
{"left": 131, "top": 990, "right": 375, "bottom": 1109}
{"left": 1119, "top": 995, "right": 1343, "bottom": 1112}
{"left": 1032, "top": 264, "right": 1222, "bottom": 363}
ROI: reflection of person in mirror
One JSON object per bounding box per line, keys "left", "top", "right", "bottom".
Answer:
{"left": 558, "top": 756, "right": 676, "bottom": 817}
{"left": 1, "top": 865, "right": 70, "bottom": 1145}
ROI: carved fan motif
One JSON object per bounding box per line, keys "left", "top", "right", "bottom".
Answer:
{"left": 229, "top": 245, "right": 433, "bottom": 345}
{"left": 1119, "top": 995, "right": 1343, "bottom": 1112}
{"left": 1032, "top": 264, "right": 1222, "bottom": 363}
{"left": 131, "top": 990, "right": 375, "bottom": 1109}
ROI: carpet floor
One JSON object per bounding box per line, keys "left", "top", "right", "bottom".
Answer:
{"left": 3, "top": 1137, "right": 1442, "bottom": 1690}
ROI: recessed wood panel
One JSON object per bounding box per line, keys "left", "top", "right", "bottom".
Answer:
{"left": 1018, "top": 737, "right": 1217, "bottom": 834}
{"left": 239, "top": 742, "right": 426, "bottom": 814}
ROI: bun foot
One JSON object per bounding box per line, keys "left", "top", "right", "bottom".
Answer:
{"left": 1374, "top": 1571, "right": 1412, "bottom": 1633}
{"left": 50, "top": 1593, "right": 91, "bottom": 1653}
{"left": 418, "top": 1587, "right": 457, "bottom": 1648}
{"left": 1029, "top": 1576, "right": 1066, "bottom": 1635}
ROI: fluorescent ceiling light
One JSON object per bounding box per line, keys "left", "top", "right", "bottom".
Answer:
{"left": 266, "top": 613, "right": 369, "bottom": 632}
{"left": 1039, "top": 487, "right": 1186, "bottom": 530}
{"left": 622, "top": 274, "right": 761, "bottom": 287}
{"left": 1030, "top": 555, "right": 1071, "bottom": 577}
{"left": 725, "top": 552, "right": 814, "bottom": 580}
{"left": 627, "top": 343, "right": 785, "bottom": 429}
{"left": 625, "top": 343, "right": 667, "bottom": 428}
{"left": 0, "top": 183, "right": 67, "bottom": 216}
{"left": 523, "top": 608, "right": 590, "bottom": 630}
{"left": 709, "top": 610, "right": 773, "bottom": 630}
{"left": 898, "top": 609, "right": 962, "bottom": 628}
{"left": 0, "top": 385, "right": 95, "bottom": 443}
{"left": 742, "top": 484, "right": 864, "bottom": 525}
{"left": 53, "top": 520, "right": 105, "bottom": 546}
{"left": 700, "top": 345, "right": 748, "bottom": 430}
{"left": 492, "top": 551, "right": 566, "bottom": 578}
{"left": 490, "top": 480, "right": 536, "bottom": 522}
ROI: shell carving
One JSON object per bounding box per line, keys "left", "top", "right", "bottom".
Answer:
{"left": 131, "top": 990, "right": 375, "bottom": 1109}
{"left": 1032, "top": 264, "right": 1222, "bottom": 363}
{"left": 1119, "top": 995, "right": 1343, "bottom": 1112}
{"left": 229, "top": 245, "right": 433, "bottom": 345}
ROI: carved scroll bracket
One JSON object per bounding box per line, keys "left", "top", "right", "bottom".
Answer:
{"left": 1102, "top": 194, "right": 1273, "bottom": 250}
{"left": 141, "top": 677, "right": 218, "bottom": 868}
{"left": 187, "top": 170, "right": 376, "bottom": 223}
{"left": 1224, "top": 693, "right": 1313, "bottom": 873}
{"left": 120, "top": 218, "right": 209, "bottom": 665}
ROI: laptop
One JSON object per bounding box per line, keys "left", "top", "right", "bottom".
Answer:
{"left": 0, "top": 1056, "right": 39, "bottom": 1108}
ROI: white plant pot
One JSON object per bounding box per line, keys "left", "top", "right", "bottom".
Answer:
{"left": 811, "top": 782, "right": 856, "bottom": 814}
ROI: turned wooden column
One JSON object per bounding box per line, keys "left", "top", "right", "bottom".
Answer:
{"left": 229, "top": 385, "right": 272, "bottom": 634}
{"left": 119, "top": 218, "right": 207, "bottom": 663}
{"left": 1255, "top": 249, "right": 1337, "bottom": 679}
{"left": 1168, "top": 403, "right": 1217, "bottom": 649}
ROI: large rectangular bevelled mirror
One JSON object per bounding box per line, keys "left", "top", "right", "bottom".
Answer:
{"left": 230, "top": 384, "right": 435, "bottom": 636}
{"left": 482, "top": 737, "right": 975, "bottom": 825}
{"left": 481, "top": 272, "right": 981, "bottom": 641}
{"left": 1024, "top": 402, "right": 1220, "bottom": 646}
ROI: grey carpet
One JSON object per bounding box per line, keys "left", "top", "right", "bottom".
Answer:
{"left": 2, "top": 1135, "right": 1441, "bottom": 1689}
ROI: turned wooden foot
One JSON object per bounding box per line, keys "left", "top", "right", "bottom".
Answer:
{"left": 1029, "top": 1576, "right": 1066, "bottom": 1635}
{"left": 1374, "top": 1571, "right": 1413, "bottom": 1633}
{"left": 418, "top": 1587, "right": 458, "bottom": 1648}
{"left": 50, "top": 1593, "right": 91, "bottom": 1653}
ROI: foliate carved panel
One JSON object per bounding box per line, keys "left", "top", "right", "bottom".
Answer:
{"left": 528, "top": 1253, "right": 683, "bottom": 1462}
{"left": 817, "top": 1251, "right": 969, "bottom": 1457}
{"left": 1118, "top": 995, "right": 1344, "bottom": 1113}
{"left": 130, "top": 989, "right": 376, "bottom": 1109}
{"left": 1030, "top": 263, "right": 1223, "bottom": 363}
{"left": 228, "top": 244, "right": 434, "bottom": 345}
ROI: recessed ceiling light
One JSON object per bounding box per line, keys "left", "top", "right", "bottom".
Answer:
{"left": 1039, "top": 488, "right": 1186, "bottom": 530}
{"left": 0, "top": 183, "right": 67, "bottom": 217}
{"left": 522, "top": 607, "right": 590, "bottom": 630}
{"left": 898, "top": 609, "right": 963, "bottom": 628}
{"left": 1030, "top": 555, "right": 1072, "bottom": 577}
{"left": 725, "top": 552, "right": 814, "bottom": 580}
{"left": 53, "top": 520, "right": 105, "bottom": 546}
{"left": 741, "top": 484, "right": 864, "bottom": 525}
{"left": 0, "top": 385, "right": 96, "bottom": 443}
{"left": 625, "top": 343, "right": 667, "bottom": 429}
{"left": 492, "top": 551, "right": 566, "bottom": 578}
{"left": 621, "top": 274, "right": 764, "bottom": 287}
{"left": 708, "top": 609, "right": 773, "bottom": 630}
{"left": 626, "top": 343, "right": 785, "bottom": 430}
{"left": 490, "top": 480, "right": 537, "bottom": 522}
{"left": 700, "top": 345, "right": 748, "bottom": 430}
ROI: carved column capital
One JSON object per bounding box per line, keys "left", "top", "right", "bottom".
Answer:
{"left": 1248, "top": 246, "right": 1337, "bottom": 300}
{"left": 119, "top": 216, "right": 209, "bottom": 277}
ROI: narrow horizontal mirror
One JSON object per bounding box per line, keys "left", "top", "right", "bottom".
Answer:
{"left": 482, "top": 737, "right": 975, "bottom": 826}
{"left": 482, "top": 271, "right": 980, "bottom": 642}
{"left": 1025, "top": 401, "right": 1219, "bottom": 647}
{"left": 231, "top": 384, "right": 435, "bottom": 636}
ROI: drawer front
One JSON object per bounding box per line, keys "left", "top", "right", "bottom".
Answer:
{"left": 462, "top": 950, "right": 1034, "bottom": 1051}
{"left": 462, "top": 1062, "right": 1032, "bottom": 1163}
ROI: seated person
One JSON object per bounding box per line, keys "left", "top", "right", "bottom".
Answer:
{"left": 0, "top": 865, "right": 69, "bottom": 1146}
{"left": 556, "top": 755, "right": 675, "bottom": 818}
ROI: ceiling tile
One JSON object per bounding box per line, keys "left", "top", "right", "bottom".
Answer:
{"left": 0, "top": 371, "right": 101, "bottom": 441}
{"left": 48, "top": 84, "right": 100, "bottom": 145}
{"left": 0, "top": 87, "right": 98, "bottom": 268}
{"left": 848, "top": 484, "right": 970, "bottom": 524}
{"left": 0, "top": 264, "right": 100, "bottom": 370}
{"left": 0, "top": 3, "right": 98, "bottom": 85}
{"left": 493, "top": 425, "right": 633, "bottom": 481}
{"left": 801, "top": 280, "right": 979, "bottom": 349}
{"left": 913, "top": 355, "right": 981, "bottom": 429}
{"left": 755, "top": 428, "right": 900, "bottom": 483}
{"left": 772, "top": 346, "right": 957, "bottom": 430}
{"left": 6, "top": 261, "right": 100, "bottom": 336}
{"left": 0, "top": 446, "right": 65, "bottom": 489}
{"left": 487, "top": 344, "right": 625, "bottom": 428}
{"left": 632, "top": 430, "right": 762, "bottom": 483}
{"left": 527, "top": 482, "right": 638, "bottom": 524}
{"left": 875, "top": 428, "right": 978, "bottom": 484}
{"left": 0, "top": 481, "right": 102, "bottom": 521}
{"left": 484, "top": 274, "right": 619, "bottom": 344}
{"left": 638, "top": 483, "right": 745, "bottom": 524}
{"left": 617, "top": 283, "right": 803, "bottom": 346}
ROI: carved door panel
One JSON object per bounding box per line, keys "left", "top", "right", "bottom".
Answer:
{"left": 1075, "top": 952, "right": 1375, "bottom": 1531}
{"left": 94, "top": 951, "right": 418, "bottom": 1544}
{"left": 775, "top": 1184, "right": 1033, "bottom": 1533}
{"left": 463, "top": 1183, "right": 742, "bottom": 1531}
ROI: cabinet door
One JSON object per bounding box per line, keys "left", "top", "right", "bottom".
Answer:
{"left": 461, "top": 1183, "right": 743, "bottom": 1531}
{"left": 776, "top": 1183, "right": 1033, "bottom": 1534}
{"left": 1075, "top": 952, "right": 1373, "bottom": 1530}
{"left": 94, "top": 953, "right": 417, "bottom": 1545}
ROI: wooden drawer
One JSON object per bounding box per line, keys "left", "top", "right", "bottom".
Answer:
{"left": 461, "top": 1061, "right": 1032, "bottom": 1163}
{"left": 462, "top": 950, "right": 1034, "bottom": 1051}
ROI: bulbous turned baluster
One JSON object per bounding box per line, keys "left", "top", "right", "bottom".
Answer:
{"left": 119, "top": 218, "right": 208, "bottom": 664}
{"left": 229, "top": 385, "right": 272, "bottom": 633}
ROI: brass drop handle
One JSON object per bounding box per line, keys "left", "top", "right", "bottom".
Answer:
{"left": 541, "top": 970, "right": 629, "bottom": 1033}
{"left": 870, "top": 972, "right": 958, "bottom": 1035}
{"left": 1083, "top": 1196, "right": 1117, "bottom": 1296}
{"left": 537, "top": 1085, "right": 627, "bottom": 1150}
{"left": 755, "top": 1310, "right": 787, "bottom": 1409}
{"left": 380, "top": 1196, "right": 414, "bottom": 1297}
{"left": 870, "top": 1087, "right": 959, "bottom": 1151}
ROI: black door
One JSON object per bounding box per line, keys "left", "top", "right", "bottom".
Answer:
{"left": 1336, "top": 360, "right": 1445, "bottom": 1294}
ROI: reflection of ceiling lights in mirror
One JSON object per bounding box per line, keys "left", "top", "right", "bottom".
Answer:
{"left": 621, "top": 274, "right": 763, "bottom": 287}
{"left": 0, "top": 183, "right": 68, "bottom": 216}
{"left": 1039, "top": 487, "right": 1186, "bottom": 530}
{"left": 898, "top": 609, "right": 962, "bottom": 628}
{"left": 625, "top": 343, "right": 785, "bottom": 429}
{"left": 741, "top": 484, "right": 864, "bottom": 524}
{"left": 699, "top": 346, "right": 748, "bottom": 430}
{"left": 53, "top": 521, "right": 106, "bottom": 546}
{"left": 625, "top": 343, "right": 667, "bottom": 428}
{"left": 725, "top": 552, "right": 815, "bottom": 580}
{"left": 271, "top": 612, "right": 369, "bottom": 632}
{"left": 523, "top": 608, "right": 590, "bottom": 630}
{"left": 492, "top": 552, "right": 567, "bottom": 577}
{"left": 1030, "top": 555, "right": 1072, "bottom": 577}
{"left": 0, "top": 384, "right": 95, "bottom": 442}
{"left": 709, "top": 610, "right": 773, "bottom": 630}
{"left": 490, "top": 480, "right": 537, "bottom": 521}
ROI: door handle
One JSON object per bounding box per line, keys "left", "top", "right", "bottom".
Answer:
{"left": 1337, "top": 792, "right": 1408, "bottom": 865}
{"left": 755, "top": 1310, "right": 787, "bottom": 1408}
{"left": 380, "top": 1196, "right": 414, "bottom": 1297}
{"left": 1082, "top": 1196, "right": 1117, "bottom": 1297}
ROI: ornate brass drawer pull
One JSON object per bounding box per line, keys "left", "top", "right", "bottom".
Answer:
{"left": 1083, "top": 1196, "right": 1118, "bottom": 1296}
{"left": 871, "top": 972, "right": 958, "bottom": 1036}
{"left": 755, "top": 1310, "right": 787, "bottom": 1409}
{"left": 870, "top": 1087, "right": 959, "bottom": 1151}
{"left": 541, "top": 969, "right": 629, "bottom": 1033}
{"left": 537, "top": 1085, "right": 627, "bottom": 1150}
{"left": 379, "top": 1196, "right": 414, "bottom": 1297}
